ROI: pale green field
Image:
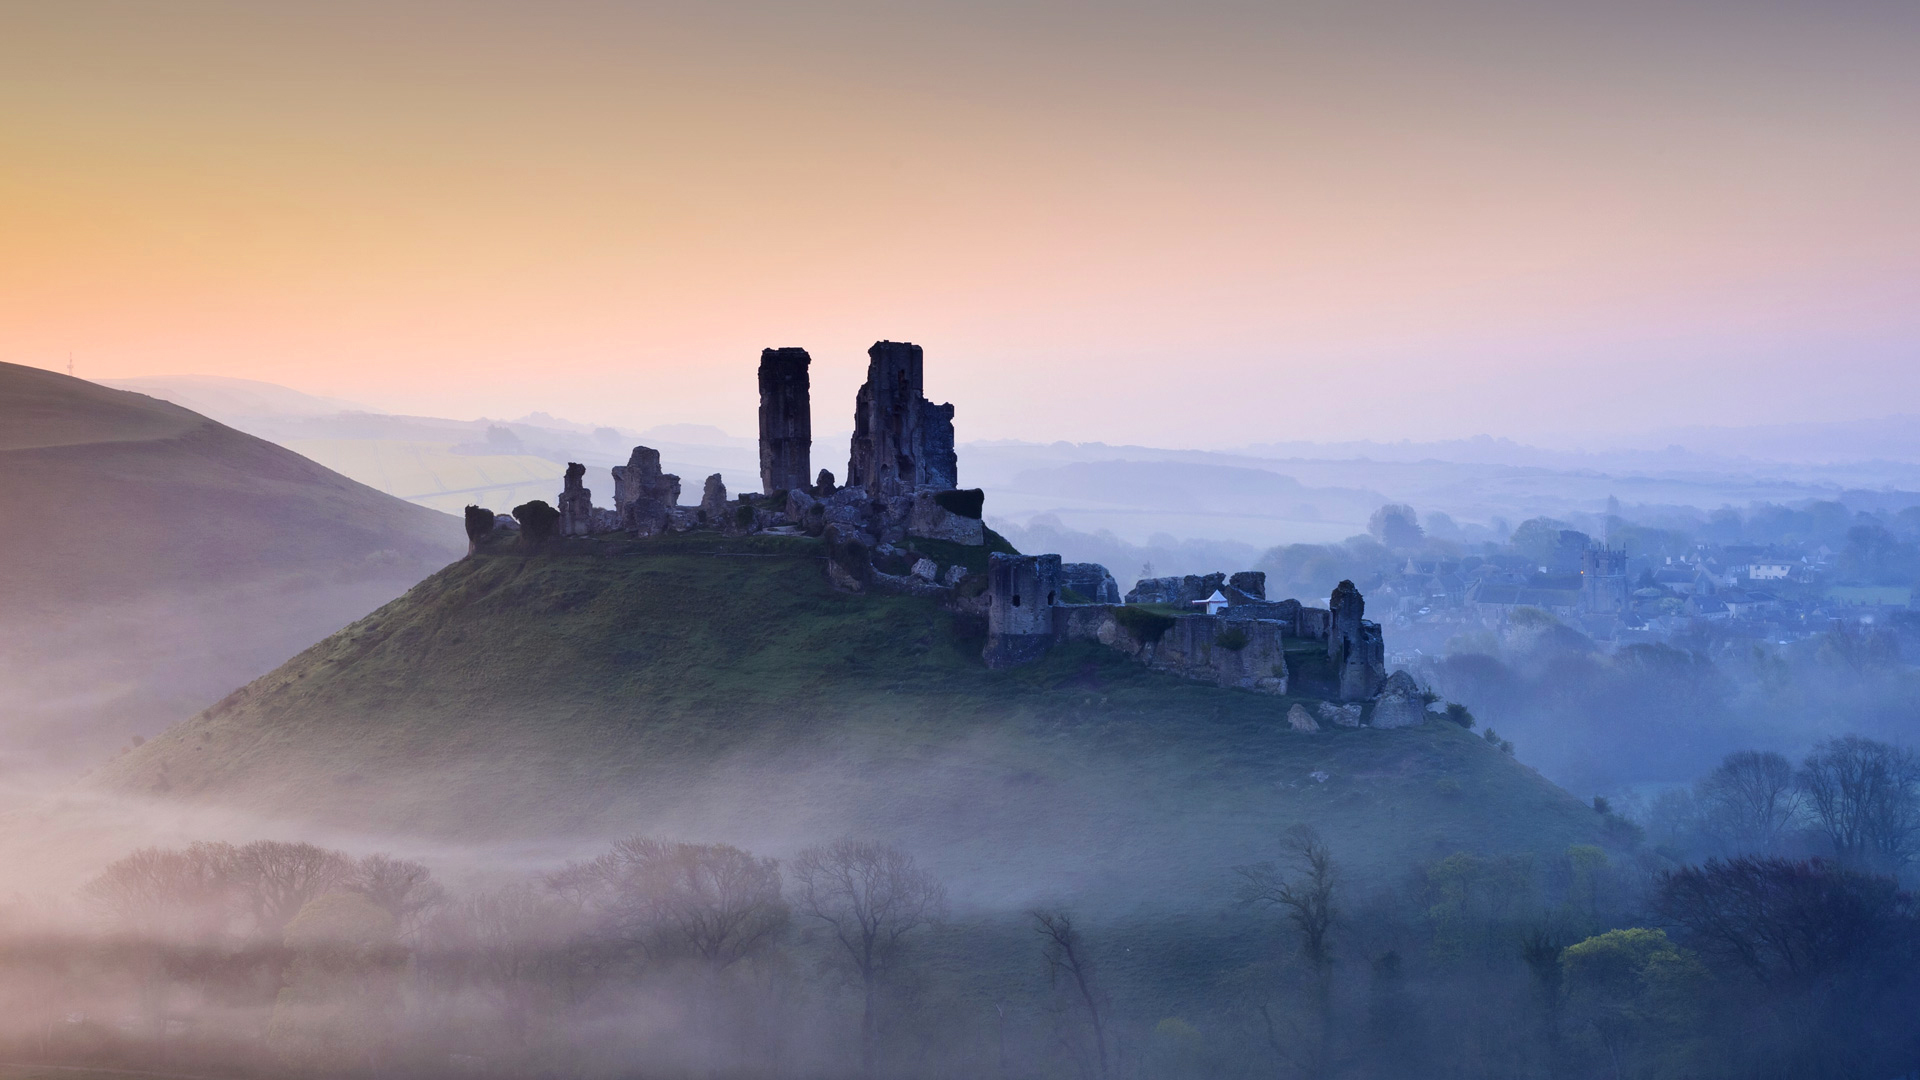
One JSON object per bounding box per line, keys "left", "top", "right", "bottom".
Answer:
{"left": 282, "top": 439, "right": 564, "bottom": 514}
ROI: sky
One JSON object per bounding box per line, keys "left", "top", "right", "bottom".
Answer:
{"left": 3, "top": 0, "right": 1917, "bottom": 448}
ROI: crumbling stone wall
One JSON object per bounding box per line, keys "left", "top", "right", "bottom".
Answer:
{"left": 1125, "top": 573, "right": 1227, "bottom": 606}
{"left": 1052, "top": 606, "right": 1288, "bottom": 694}
{"left": 1060, "top": 563, "right": 1121, "bottom": 604}
{"left": 1328, "top": 579, "right": 1386, "bottom": 700}
{"left": 611, "top": 446, "right": 681, "bottom": 537}
{"left": 757, "top": 347, "right": 812, "bottom": 496}
{"left": 697, "top": 473, "right": 728, "bottom": 527}
{"left": 907, "top": 490, "right": 984, "bottom": 546}
{"left": 846, "top": 341, "right": 958, "bottom": 494}
{"left": 558, "top": 462, "right": 594, "bottom": 538}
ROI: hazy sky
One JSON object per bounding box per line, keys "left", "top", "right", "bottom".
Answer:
{"left": 3, "top": 1, "right": 1917, "bottom": 447}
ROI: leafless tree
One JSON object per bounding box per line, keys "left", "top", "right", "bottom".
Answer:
{"left": 1032, "top": 910, "right": 1109, "bottom": 1080}
{"left": 230, "top": 840, "right": 352, "bottom": 937}
{"left": 1798, "top": 736, "right": 1920, "bottom": 871}
{"left": 419, "top": 881, "right": 583, "bottom": 1051}
{"left": 792, "top": 838, "right": 948, "bottom": 1073}
{"left": 1698, "top": 751, "right": 1801, "bottom": 854}
{"left": 1236, "top": 825, "right": 1338, "bottom": 1079}
{"left": 552, "top": 837, "right": 788, "bottom": 971}
{"left": 81, "top": 841, "right": 239, "bottom": 940}
{"left": 348, "top": 854, "right": 446, "bottom": 939}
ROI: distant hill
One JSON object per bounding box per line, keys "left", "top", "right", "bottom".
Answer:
{"left": 0, "top": 362, "right": 463, "bottom": 767}
{"left": 97, "top": 534, "right": 1604, "bottom": 908}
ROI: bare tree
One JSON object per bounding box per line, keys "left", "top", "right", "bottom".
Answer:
{"left": 231, "top": 840, "right": 352, "bottom": 937}
{"left": 552, "top": 837, "right": 788, "bottom": 971}
{"left": 1698, "top": 751, "right": 1801, "bottom": 854}
{"left": 421, "top": 882, "right": 582, "bottom": 1051}
{"left": 1797, "top": 736, "right": 1920, "bottom": 871}
{"left": 1236, "top": 825, "right": 1338, "bottom": 1079}
{"left": 792, "top": 838, "right": 948, "bottom": 1074}
{"left": 1032, "top": 910, "right": 1109, "bottom": 1080}
{"left": 348, "top": 854, "right": 446, "bottom": 938}
{"left": 82, "top": 841, "right": 238, "bottom": 940}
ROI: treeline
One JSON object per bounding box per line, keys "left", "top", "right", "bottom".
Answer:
{"left": 10, "top": 790, "right": 1920, "bottom": 1080}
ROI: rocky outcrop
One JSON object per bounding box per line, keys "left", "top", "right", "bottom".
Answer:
{"left": 1287, "top": 704, "right": 1320, "bottom": 732}
{"left": 611, "top": 446, "right": 681, "bottom": 537}
{"left": 1369, "top": 670, "right": 1430, "bottom": 729}
{"left": 1060, "top": 563, "right": 1121, "bottom": 604}
{"left": 558, "top": 462, "right": 595, "bottom": 537}
{"left": 1317, "top": 701, "right": 1363, "bottom": 728}
{"left": 846, "top": 341, "right": 958, "bottom": 495}
{"left": 757, "top": 347, "right": 811, "bottom": 495}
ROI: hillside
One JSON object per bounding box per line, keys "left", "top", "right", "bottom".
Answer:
{"left": 0, "top": 363, "right": 464, "bottom": 767}
{"left": 98, "top": 533, "right": 1604, "bottom": 908}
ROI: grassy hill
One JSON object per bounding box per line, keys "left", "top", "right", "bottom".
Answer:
{"left": 0, "top": 362, "right": 464, "bottom": 767}
{"left": 98, "top": 532, "right": 1604, "bottom": 909}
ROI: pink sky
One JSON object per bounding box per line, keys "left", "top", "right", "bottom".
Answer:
{"left": 3, "top": 1, "right": 1917, "bottom": 447}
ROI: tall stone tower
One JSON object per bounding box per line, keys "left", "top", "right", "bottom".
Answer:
{"left": 757, "top": 347, "right": 812, "bottom": 495}
{"left": 1580, "top": 546, "right": 1630, "bottom": 614}
{"left": 846, "top": 341, "right": 958, "bottom": 495}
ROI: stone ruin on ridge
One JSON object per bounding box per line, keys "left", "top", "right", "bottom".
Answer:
{"left": 465, "top": 338, "right": 1419, "bottom": 726}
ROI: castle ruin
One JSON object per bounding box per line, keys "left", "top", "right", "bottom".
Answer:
{"left": 757, "top": 347, "right": 811, "bottom": 496}
{"left": 472, "top": 339, "right": 1415, "bottom": 725}
{"left": 846, "top": 341, "right": 957, "bottom": 495}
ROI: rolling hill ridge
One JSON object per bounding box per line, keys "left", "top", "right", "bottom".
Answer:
{"left": 99, "top": 533, "right": 1606, "bottom": 908}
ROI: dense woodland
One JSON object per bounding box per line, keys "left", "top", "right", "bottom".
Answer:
{"left": 10, "top": 734, "right": 1919, "bottom": 1080}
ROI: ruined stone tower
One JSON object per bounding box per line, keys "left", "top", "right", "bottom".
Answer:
{"left": 846, "top": 341, "right": 958, "bottom": 495}
{"left": 983, "top": 552, "right": 1061, "bottom": 669}
{"left": 757, "top": 347, "right": 811, "bottom": 495}
{"left": 1327, "top": 579, "right": 1386, "bottom": 701}
{"left": 558, "top": 461, "right": 594, "bottom": 538}
{"left": 611, "top": 446, "right": 680, "bottom": 537}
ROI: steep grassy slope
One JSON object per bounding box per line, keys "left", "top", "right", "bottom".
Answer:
{"left": 0, "top": 362, "right": 463, "bottom": 765}
{"left": 100, "top": 534, "right": 1603, "bottom": 907}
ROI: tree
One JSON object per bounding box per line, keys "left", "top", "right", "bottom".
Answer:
{"left": 82, "top": 841, "right": 238, "bottom": 940}
{"left": 231, "top": 840, "right": 352, "bottom": 938}
{"left": 1236, "top": 825, "right": 1338, "bottom": 1078}
{"left": 1032, "top": 910, "right": 1109, "bottom": 1080}
{"left": 1698, "top": 750, "right": 1800, "bottom": 855}
{"left": 1797, "top": 736, "right": 1920, "bottom": 871}
{"left": 1653, "top": 857, "right": 1920, "bottom": 1077}
{"left": 791, "top": 839, "right": 947, "bottom": 1075}
{"left": 552, "top": 837, "right": 788, "bottom": 972}
{"left": 1560, "top": 928, "right": 1704, "bottom": 1080}
{"left": 347, "top": 854, "right": 446, "bottom": 939}
{"left": 1367, "top": 504, "right": 1424, "bottom": 549}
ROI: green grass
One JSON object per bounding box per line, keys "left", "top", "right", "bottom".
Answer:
{"left": 101, "top": 537, "right": 1604, "bottom": 907}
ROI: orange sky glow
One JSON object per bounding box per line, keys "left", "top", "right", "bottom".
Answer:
{"left": 3, "top": 1, "right": 1917, "bottom": 446}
